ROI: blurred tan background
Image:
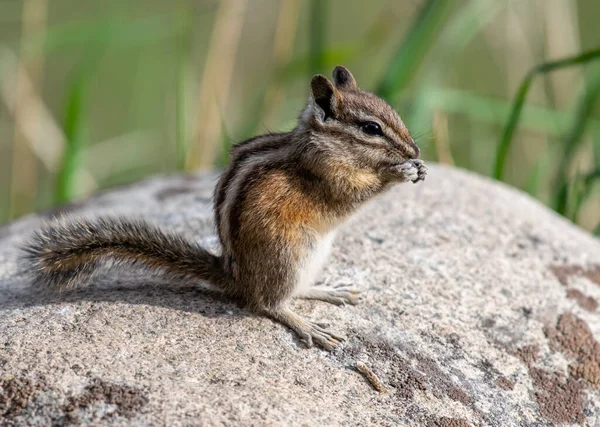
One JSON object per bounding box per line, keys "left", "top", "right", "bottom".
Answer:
{"left": 1, "top": 0, "right": 599, "bottom": 233}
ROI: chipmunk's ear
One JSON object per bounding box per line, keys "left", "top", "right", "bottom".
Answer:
{"left": 310, "top": 74, "right": 340, "bottom": 121}
{"left": 332, "top": 65, "right": 357, "bottom": 90}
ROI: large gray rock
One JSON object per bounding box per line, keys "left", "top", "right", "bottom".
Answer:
{"left": 1, "top": 164, "right": 600, "bottom": 426}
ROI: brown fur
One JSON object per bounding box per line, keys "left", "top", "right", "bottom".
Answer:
{"left": 20, "top": 66, "right": 427, "bottom": 351}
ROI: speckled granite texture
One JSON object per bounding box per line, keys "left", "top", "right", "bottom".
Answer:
{"left": 1, "top": 164, "right": 600, "bottom": 426}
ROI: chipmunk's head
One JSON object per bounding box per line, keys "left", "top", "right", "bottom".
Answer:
{"left": 301, "top": 66, "right": 419, "bottom": 169}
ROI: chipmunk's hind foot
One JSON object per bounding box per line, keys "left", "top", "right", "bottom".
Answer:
{"left": 298, "top": 286, "right": 362, "bottom": 306}
{"left": 267, "top": 307, "right": 345, "bottom": 351}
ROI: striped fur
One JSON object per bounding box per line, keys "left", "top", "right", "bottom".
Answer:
{"left": 20, "top": 66, "right": 426, "bottom": 350}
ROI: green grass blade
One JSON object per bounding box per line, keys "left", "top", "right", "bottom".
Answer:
{"left": 492, "top": 71, "right": 534, "bottom": 181}
{"left": 555, "top": 72, "right": 600, "bottom": 215}
{"left": 428, "top": 88, "right": 600, "bottom": 136}
{"left": 55, "top": 39, "right": 105, "bottom": 203}
{"left": 493, "top": 48, "right": 600, "bottom": 181}
{"left": 375, "top": 0, "right": 451, "bottom": 100}
{"left": 584, "top": 168, "right": 600, "bottom": 187}
{"left": 569, "top": 170, "right": 584, "bottom": 221}
{"left": 571, "top": 168, "right": 600, "bottom": 222}
{"left": 594, "top": 128, "right": 600, "bottom": 164}
{"left": 55, "top": 75, "right": 88, "bottom": 204}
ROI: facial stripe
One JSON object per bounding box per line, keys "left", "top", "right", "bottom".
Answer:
{"left": 310, "top": 115, "right": 405, "bottom": 154}
{"left": 337, "top": 91, "right": 418, "bottom": 154}
{"left": 349, "top": 110, "right": 412, "bottom": 142}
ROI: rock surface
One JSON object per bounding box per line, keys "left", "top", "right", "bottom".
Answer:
{"left": 1, "top": 164, "right": 600, "bottom": 426}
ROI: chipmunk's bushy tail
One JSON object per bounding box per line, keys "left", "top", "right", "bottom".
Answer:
{"left": 20, "top": 216, "right": 228, "bottom": 291}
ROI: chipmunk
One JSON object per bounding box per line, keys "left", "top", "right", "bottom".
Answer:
{"left": 21, "top": 66, "right": 426, "bottom": 351}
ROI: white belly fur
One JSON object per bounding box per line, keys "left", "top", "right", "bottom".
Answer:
{"left": 294, "top": 231, "right": 336, "bottom": 296}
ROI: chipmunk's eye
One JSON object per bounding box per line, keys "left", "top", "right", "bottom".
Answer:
{"left": 360, "top": 121, "right": 383, "bottom": 137}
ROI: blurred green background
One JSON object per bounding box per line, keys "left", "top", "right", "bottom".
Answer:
{"left": 1, "top": 0, "right": 599, "bottom": 234}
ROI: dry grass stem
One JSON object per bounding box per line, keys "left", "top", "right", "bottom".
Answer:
{"left": 9, "top": 0, "right": 47, "bottom": 218}
{"left": 0, "top": 48, "right": 97, "bottom": 202}
{"left": 187, "top": 0, "right": 248, "bottom": 170}
{"left": 261, "top": 0, "right": 301, "bottom": 128}
{"left": 433, "top": 111, "right": 454, "bottom": 165}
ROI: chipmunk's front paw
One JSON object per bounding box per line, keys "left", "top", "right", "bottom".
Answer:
{"left": 387, "top": 159, "right": 427, "bottom": 183}
{"left": 387, "top": 160, "right": 421, "bottom": 183}
{"left": 412, "top": 159, "right": 428, "bottom": 183}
